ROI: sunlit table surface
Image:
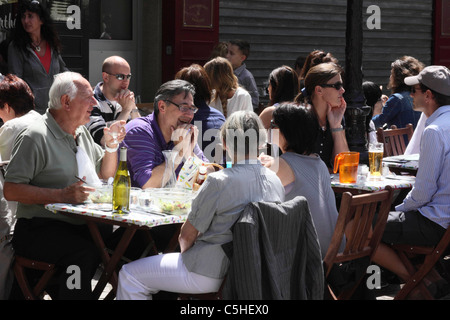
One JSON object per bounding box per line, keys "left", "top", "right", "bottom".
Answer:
{"left": 45, "top": 202, "right": 187, "bottom": 228}
{"left": 331, "top": 173, "right": 415, "bottom": 193}
{"left": 382, "top": 154, "right": 419, "bottom": 171}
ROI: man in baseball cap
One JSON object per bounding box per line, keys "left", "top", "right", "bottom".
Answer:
{"left": 372, "top": 65, "right": 450, "bottom": 297}
{"left": 404, "top": 65, "right": 450, "bottom": 115}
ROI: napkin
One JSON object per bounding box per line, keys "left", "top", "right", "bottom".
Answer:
{"left": 76, "top": 146, "right": 102, "bottom": 187}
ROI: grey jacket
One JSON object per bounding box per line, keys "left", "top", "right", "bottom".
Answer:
{"left": 222, "top": 196, "right": 324, "bottom": 300}
{"left": 8, "top": 41, "right": 68, "bottom": 114}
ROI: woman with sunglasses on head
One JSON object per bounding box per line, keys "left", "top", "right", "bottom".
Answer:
{"left": 8, "top": 0, "right": 68, "bottom": 114}
{"left": 294, "top": 62, "right": 349, "bottom": 169}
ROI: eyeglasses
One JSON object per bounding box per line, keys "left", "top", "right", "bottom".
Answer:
{"left": 270, "top": 119, "right": 279, "bottom": 129}
{"left": 165, "top": 100, "right": 198, "bottom": 114}
{"left": 105, "top": 72, "right": 132, "bottom": 81}
{"left": 320, "top": 82, "right": 344, "bottom": 90}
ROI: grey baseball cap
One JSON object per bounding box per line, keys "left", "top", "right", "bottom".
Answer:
{"left": 404, "top": 65, "right": 450, "bottom": 96}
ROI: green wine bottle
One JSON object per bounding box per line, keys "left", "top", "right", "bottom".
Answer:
{"left": 113, "top": 147, "right": 131, "bottom": 214}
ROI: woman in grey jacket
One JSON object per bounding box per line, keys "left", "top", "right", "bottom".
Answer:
{"left": 8, "top": 0, "right": 67, "bottom": 114}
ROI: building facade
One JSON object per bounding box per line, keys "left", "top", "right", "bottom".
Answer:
{"left": 0, "top": 0, "right": 448, "bottom": 105}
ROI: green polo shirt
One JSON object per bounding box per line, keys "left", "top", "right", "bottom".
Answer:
{"left": 5, "top": 110, "right": 104, "bottom": 225}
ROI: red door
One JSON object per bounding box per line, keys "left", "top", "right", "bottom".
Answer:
{"left": 162, "top": 0, "right": 219, "bottom": 83}
{"left": 434, "top": 0, "right": 450, "bottom": 67}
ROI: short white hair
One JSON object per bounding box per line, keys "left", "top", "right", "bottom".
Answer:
{"left": 48, "top": 71, "right": 83, "bottom": 109}
{"left": 220, "top": 110, "right": 266, "bottom": 160}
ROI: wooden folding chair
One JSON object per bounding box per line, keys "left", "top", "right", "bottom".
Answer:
{"left": 13, "top": 255, "right": 58, "bottom": 300}
{"left": 376, "top": 124, "right": 414, "bottom": 157}
{"left": 392, "top": 226, "right": 450, "bottom": 300}
{"left": 323, "top": 186, "right": 394, "bottom": 300}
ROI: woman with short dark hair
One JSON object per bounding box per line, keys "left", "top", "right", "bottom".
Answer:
{"left": 0, "top": 73, "right": 41, "bottom": 299}
{"left": 262, "top": 103, "right": 340, "bottom": 257}
{"left": 0, "top": 73, "right": 41, "bottom": 160}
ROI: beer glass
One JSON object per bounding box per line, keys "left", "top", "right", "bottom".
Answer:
{"left": 369, "top": 143, "right": 384, "bottom": 178}
{"left": 333, "top": 152, "right": 360, "bottom": 183}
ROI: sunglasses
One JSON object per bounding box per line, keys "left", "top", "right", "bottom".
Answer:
{"left": 165, "top": 100, "right": 198, "bottom": 114}
{"left": 105, "top": 72, "right": 132, "bottom": 81}
{"left": 320, "top": 81, "right": 344, "bottom": 90}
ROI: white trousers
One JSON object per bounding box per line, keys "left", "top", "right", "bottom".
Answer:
{"left": 116, "top": 253, "right": 223, "bottom": 300}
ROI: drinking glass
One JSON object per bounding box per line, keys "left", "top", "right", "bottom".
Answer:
{"left": 106, "top": 121, "right": 123, "bottom": 145}
{"left": 369, "top": 143, "right": 384, "bottom": 179}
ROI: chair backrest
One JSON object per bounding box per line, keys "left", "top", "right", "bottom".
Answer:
{"left": 223, "top": 197, "right": 324, "bottom": 300}
{"left": 323, "top": 186, "right": 394, "bottom": 299}
{"left": 376, "top": 124, "right": 414, "bottom": 157}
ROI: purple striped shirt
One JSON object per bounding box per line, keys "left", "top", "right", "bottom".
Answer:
{"left": 121, "top": 113, "right": 208, "bottom": 187}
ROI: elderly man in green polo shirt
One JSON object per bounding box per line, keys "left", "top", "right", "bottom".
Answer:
{"left": 4, "top": 71, "right": 124, "bottom": 299}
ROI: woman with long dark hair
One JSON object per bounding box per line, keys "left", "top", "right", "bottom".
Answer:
{"left": 8, "top": 0, "right": 68, "bottom": 114}
{"left": 259, "top": 65, "right": 300, "bottom": 129}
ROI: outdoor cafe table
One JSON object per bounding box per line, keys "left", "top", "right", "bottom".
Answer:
{"left": 45, "top": 202, "right": 187, "bottom": 299}
{"left": 382, "top": 154, "right": 419, "bottom": 176}
{"left": 331, "top": 173, "right": 416, "bottom": 195}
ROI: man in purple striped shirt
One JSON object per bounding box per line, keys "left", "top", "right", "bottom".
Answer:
{"left": 373, "top": 65, "right": 450, "bottom": 288}
{"left": 121, "top": 80, "right": 208, "bottom": 188}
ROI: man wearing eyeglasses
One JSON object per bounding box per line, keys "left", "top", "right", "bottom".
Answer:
{"left": 121, "top": 79, "right": 208, "bottom": 189}
{"left": 86, "top": 56, "right": 140, "bottom": 147}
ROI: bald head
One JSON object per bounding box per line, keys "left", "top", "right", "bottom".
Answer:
{"left": 102, "top": 56, "right": 130, "bottom": 73}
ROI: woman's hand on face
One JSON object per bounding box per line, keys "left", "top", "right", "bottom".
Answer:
{"left": 327, "top": 96, "right": 346, "bottom": 128}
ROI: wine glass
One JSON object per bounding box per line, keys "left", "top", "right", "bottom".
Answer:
{"left": 106, "top": 121, "right": 122, "bottom": 145}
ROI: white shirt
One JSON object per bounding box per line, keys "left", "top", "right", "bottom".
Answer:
{"left": 210, "top": 87, "right": 253, "bottom": 117}
{"left": 404, "top": 112, "right": 427, "bottom": 155}
{"left": 396, "top": 106, "right": 450, "bottom": 229}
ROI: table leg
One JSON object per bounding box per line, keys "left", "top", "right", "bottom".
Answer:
{"left": 87, "top": 221, "right": 137, "bottom": 299}
{"left": 163, "top": 224, "right": 181, "bottom": 253}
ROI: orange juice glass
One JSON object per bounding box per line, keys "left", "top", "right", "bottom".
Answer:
{"left": 333, "top": 152, "right": 360, "bottom": 183}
